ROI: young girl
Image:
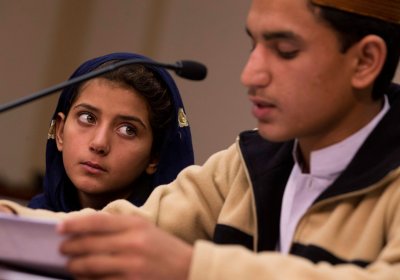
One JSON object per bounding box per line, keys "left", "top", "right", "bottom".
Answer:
{"left": 28, "top": 52, "right": 194, "bottom": 211}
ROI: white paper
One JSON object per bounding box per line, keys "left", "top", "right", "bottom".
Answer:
{"left": 0, "top": 213, "right": 70, "bottom": 278}
{"left": 0, "top": 264, "right": 66, "bottom": 280}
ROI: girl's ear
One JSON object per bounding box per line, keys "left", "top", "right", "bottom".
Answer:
{"left": 351, "top": 35, "right": 387, "bottom": 90}
{"left": 145, "top": 157, "right": 159, "bottom": 175}
{"left": 55, "top": 112, "right": 66, "bottom": 152}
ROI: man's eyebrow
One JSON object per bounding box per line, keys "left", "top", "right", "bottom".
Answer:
{"left": 72, "top": 103, "right": 147, "bottom": 129}
{"left": 262, "top": 31, "right": 299, "bottom": 41}
{"left": 245, "top": 27, "right": 300, "bottom": 41}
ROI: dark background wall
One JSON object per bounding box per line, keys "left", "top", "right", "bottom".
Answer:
{"left": 0, "top": 0, "right": 399, "bottom": 201}
{"left": 0, "top": 0, "right": 255, "bottom": 199}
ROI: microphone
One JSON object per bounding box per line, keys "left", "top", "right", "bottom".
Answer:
{"left": 174, "top": 60, "right": 207, "bottom": 81}
{"left": 0, "top": 59, "right": 207, "bottom": 113}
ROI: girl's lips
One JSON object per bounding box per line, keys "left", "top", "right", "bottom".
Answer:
{"left": 81, "top": 161, "right": 107, "bottom": 174}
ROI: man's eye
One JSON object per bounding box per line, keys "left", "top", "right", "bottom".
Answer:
{"left": 78, "top": 112, "right": 96, "bottom": 124}
{"left": 273, "top": 41, "right": 300, "bottom": 59}
{"left": 249, "top": 41, "right": 256, "bottom": 52}
{"left": 278, "top": 49, "right": 299, "bottom": 59}
{"left": 118, "top": 125, "right": 137, "bottom": 137}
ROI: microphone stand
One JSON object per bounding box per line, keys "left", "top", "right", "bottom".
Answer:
{"left": 0, "top": 59, "right": 184, "bottom": 114}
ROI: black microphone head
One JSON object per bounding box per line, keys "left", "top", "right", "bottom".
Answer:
{"left": 175, "top": 60, "right": 207, "bottom": 81}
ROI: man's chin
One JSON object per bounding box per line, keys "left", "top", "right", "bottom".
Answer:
{"left": 256, "top": 127, "right": 291, "bottom": 143}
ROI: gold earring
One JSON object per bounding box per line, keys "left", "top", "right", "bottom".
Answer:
{"left": 47, "top": 119, "right": 56, "bottom": 139}
{"left": 178, "top": 108, "right": 189, "bottom": 127}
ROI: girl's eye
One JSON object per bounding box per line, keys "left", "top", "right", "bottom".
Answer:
{"left": 78, "top": 112, "right": 96, "bottom": 124}
{"left": 117, "top": 124, "right": 137, "bottom": 137}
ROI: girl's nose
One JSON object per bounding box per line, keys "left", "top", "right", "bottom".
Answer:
{"left": 89, "top": 127, "right": 110, "bottom": 156}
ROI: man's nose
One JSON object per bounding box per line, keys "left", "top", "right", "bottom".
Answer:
{"left": 240, "top": 45, "right": 271, "bottom": 88}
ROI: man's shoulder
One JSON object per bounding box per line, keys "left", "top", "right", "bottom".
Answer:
{"left": 238, "top": 129, "right": 293, "bottom": 153}
{"left": 237, "top": 129, "right": 294, "bottom": 172}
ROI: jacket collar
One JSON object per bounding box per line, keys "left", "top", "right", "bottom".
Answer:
{"left": 239, "top": 83, "right": 400, "bottom": 250}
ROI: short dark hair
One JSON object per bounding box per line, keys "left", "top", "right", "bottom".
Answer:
{"left": 69, "top": 62, "right": 173, "bottom": 157}
{"left": 310, "top": 4, "right": 400, "bottom": 99}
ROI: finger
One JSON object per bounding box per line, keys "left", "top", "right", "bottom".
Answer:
{"left": 75, "top": 276, "right": 121, "bottom": 280}
{"left": 57, "top": 212, "right": 113, "bottom": 234}
{"left": 60, "top": 224, "right": 144, "bottom": 256}
{"left": 0, "top": 205, "right": 16, "bottom": 214}
{"left": 58, "top": 212, "right": 141, "bottom": 235}
{"left": 67, "top": 254, "right": 135, "bottom": 279}
{"left": 60, "top": 233, "right": 122, "bottom": 256}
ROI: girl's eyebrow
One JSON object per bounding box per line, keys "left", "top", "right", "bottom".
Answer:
{"left": 117, "top": 114, "right": 147, "bottom": 129}
{"left": 72, "top": 103, "right": 147, "bottom": 129}
{"left": 73, "top": 103, "right": 99, "bottom": 113}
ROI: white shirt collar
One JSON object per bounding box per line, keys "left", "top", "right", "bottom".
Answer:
{"left": 293, "top": 96, "right": 390, "bottom": 179}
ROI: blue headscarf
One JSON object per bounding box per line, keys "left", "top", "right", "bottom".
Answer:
{"left": 28, "top": 52, "right": 194, "bottom": 211}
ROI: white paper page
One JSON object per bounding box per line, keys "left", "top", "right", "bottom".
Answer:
{"left": 0, "top": 213, "right": 70, "bottom": 278}
{"left": 0, "top": 264, "right": 66, "bottom": 280}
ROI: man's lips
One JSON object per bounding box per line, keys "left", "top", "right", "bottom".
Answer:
{"left": 250, "top": 98, "right": 276, "bottom": 120}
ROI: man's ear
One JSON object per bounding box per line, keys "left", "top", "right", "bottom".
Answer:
{"left": 351, "top": 35, "right": 387, "bottom": 90}
{"left": 55, "top": 112, "right": 66, "bottom": 152}
{"left": 145, "top": 157, "right": 159, "bottom": 175}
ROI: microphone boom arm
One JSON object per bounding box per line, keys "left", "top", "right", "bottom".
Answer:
{"left": 0, "top": 59, "right": 200, "bottom": 113}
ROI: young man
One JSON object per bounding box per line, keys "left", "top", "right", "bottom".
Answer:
{"left": 1, "top": 0, "right": 400, "bottom": 279}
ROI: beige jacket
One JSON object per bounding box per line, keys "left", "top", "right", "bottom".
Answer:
{"left": 2, "top": 131, "right": 400, "bottom": 279}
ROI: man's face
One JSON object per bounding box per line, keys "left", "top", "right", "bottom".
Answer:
{"left": 241, "top": 0, "right": 366, "bottom": 151}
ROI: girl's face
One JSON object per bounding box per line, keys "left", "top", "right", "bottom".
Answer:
{"left": 55, "top": 78, "right": 157, "bottom": 208}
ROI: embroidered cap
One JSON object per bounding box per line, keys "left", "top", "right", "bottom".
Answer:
{"left": 311, "top": 0, "right": 400, "bottom": 24}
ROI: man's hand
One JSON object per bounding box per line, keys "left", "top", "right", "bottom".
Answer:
{"left": 58, "top": 212, "right": 193, "bottom": 280}
{"left": 0, "top": 205, "right": 15, "bottom": 214}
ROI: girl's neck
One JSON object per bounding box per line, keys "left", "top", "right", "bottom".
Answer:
{"left": 78, "top": 190, "right": 132, "bottom": 210}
